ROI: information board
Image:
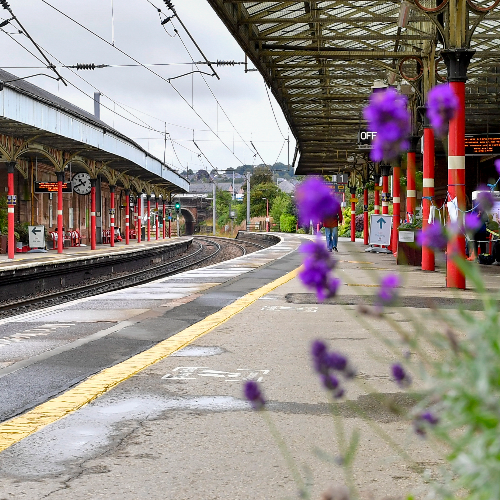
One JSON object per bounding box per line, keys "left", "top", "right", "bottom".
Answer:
{"left": 464, "top": 135, "right": 500, "bottom": 156}
{"left": 34, "top": 181, "right": 72, "bottom": 193}
{"left": 368, "top": 214, "right": 392, "bottom": 246}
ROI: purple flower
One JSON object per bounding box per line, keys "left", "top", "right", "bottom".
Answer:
{"left": 296, "top": 177, "right": 341, "bottom": 225}
{"left": 391, "top": 363, "right": 411, "bottom": 387}
{"left": 495, "top": 159, "right": 500, "bottom": 178}
{"left": 327, "top": 352, "right": 348, "bottom": 371}
{"left": 363, "top": 88, "right": 411, "bottom": 162}
{"left": 415, "top": 222, "right": 448, "bottom": 250}
{"left": 464, "top": 212, "right": 482, "bottom": 233}
{"left": 426, "top": 84, "right": 458, "bottom": 136}
{"left": 377, "top": 273, "right": 400, "bottom": 307}
{"left": 243, "top": 380, "right": 265, "bottom": 410}
{"left": 475, "top": 186, "right": 494, "bottom": 213}
{"left": 311, "top": 340, "right": 351, "bottom": 398}
{"left": 414, "top": 411, "right": 439, "bottom": 436}
{"left": 321, "top": 374, "right": 339, "bottom": 391}
{"left": 299, "top": 239, "right": 340, "bottom": 301}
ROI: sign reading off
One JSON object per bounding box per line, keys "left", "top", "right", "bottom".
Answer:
{"left": 368, "top": 214, "right": 392, "bottom": 246}
{"left": 34, "top": 182, "right": 72, "bottom": 193}
{"left": 358, "top": 130, "right": 377, "bottom": 149}
{"left": 464, "top": 135, "right": 500, "bottom": 156}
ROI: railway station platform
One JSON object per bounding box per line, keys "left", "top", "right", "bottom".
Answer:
{"left": 0, "top": 233, "right": 496, "bottom": 499}
{"left": 0, "top": 235, "right": 191, "bottom": 270}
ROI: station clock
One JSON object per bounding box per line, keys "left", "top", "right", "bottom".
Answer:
{"left": 71, "top": 172, "right": 92, "bottom": 195}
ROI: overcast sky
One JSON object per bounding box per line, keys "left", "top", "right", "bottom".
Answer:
{"left": 1, "top": 0, "right": 295, "bottom": 173}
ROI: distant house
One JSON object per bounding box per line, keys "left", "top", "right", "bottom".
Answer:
{"left": 277, "top": 179, "right": 296, "bottom": 194}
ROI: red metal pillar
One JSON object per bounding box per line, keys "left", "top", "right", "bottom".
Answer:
{"left": 381, "top": 170, "right": 389, "bottom": 215}
{"left": 162, "top": 201, "right": 166, "bottom": 239}
{"left": 406, "top": 151, "right": 416, "bottom": 219}
{"left": 125, "top": 189, "right": 130, "bottom": 245}
{"left": 90, "top": 179, "right": 96, "bottom": 250}
{"left": 147, "top": 195, "right": 151, "bottom": 241}
{"left": 266, "top": 198, "right": 270, "bottom": 232}
{"left": 392, "top": 163, "right": 401, "bottom": 253}
{"left": 442, "top": 49, "right": 474, "bottom": 289}
{"left": 137, "top": 195, "right": 142, "bottom": 243}
{"left": 422, "top": 124, "right": 435, "bottom": 271}
{"left": 374, "top": 175, "right": 380, "bottom": 215}
{"left": 350, "top": 187, "right": 356, "bottom": 242}
{"left": 109, "top": 185, "right": 115, "bottom": 247}
{"left": 56, "top": 171, "right": 64, "bottom": 254}
{"left": 363, "top": 185, "right": 369, "bottom": 245}
{"left": 7, "top": 162, "right": 16, "bottom": 259}
{"left": 155, "top": 197, "right": 159, "bottom": 240}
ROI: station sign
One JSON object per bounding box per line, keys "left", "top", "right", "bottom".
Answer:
{"left": 358, "top": 130, "right": 377, "bottom": 149}
{"left": 34, "top": 181, "right": 72, "bottom": 193}
{"left": 465, "top": 134, "right": 500, "bottom": 156}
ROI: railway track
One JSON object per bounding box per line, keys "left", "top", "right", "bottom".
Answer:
{"left": 0, "top": 236, "right": 262, "bottom": 318}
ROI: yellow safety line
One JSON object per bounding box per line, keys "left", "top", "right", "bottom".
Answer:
{"left": 0, "top": 267, "right": 299, "bottom": 453}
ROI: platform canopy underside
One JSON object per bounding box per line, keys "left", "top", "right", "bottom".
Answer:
{"left": 207, "top": 0, "right": 500, "bottom": 175}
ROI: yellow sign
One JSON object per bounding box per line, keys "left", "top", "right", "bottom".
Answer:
{"left": 350, "top": 198, "right": 359, "bottom": 203}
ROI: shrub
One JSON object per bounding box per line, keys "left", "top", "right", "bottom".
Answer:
{"left": 280, "top": 214, "right": 297, "bottom": 233}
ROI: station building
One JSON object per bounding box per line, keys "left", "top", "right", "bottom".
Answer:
{"left": 0, "top": 69, "right": 188, "bottom": 257}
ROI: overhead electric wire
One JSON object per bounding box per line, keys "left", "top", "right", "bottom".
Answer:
{"left": 250, "top": 141, "right": 267, "bottom": 166}
{"left": 264, "top": 83, "right": 286, "bottom": 140}
{"left": 158, "top": 4, "right": 261, "bottom": 163}
{"left": 0, "top": 0, "right": 66, "bottom": 86}
{"left": 41, "top": 0, "right": 246, "bottom": 166}
{"left": 273, "top": 139, "right": 286, "bottom": 166}
{"left": 147, "top": 0, "right": 220, "bottom": 80}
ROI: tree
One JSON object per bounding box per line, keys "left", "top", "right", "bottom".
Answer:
{"left": 270, "top": 192, "right": 294, "bottom": 223}
{"left": 251, "top": 166, "right": 273, "bottom": 187}
{"left": 196, "top": 169, "right": 209, "bottom": 181}
{"left": 250, "top": 183, "right": 279, "bottom": 218}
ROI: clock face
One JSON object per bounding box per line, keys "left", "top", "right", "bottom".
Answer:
{"left": 72, "top": 172, "right": 92, "bottom": 195}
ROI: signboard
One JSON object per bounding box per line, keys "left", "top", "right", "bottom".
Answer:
{"left": 368, "top": 214, "right": 392, "bottom": 246}
{"left": 332, "top": 174, "right": 348, "bottom": 184}
{"left": 358, "top": 130, "right": 377, "bottom": 149}
{"left": 28, "top": 225, "right": 45, "bottom": 248}
{"left": 398, "top": 230, "right": 415, "bottom": 243}
{"left": 465, "top": 134, "right": 500, "bottom": 156}
{"left": 34, "top": 181, "right": 72, "bottom": 193}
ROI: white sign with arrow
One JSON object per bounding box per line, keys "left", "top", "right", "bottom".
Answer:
{"left": 368, "top": 214, "right": 392, "bottom": 246}
{"left": 28, "top": 225, "right": 45, "bottom": 248}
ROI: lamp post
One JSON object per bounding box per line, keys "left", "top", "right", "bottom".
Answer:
{"left": 262, "top": 197, "right": 269, "bottom": 232}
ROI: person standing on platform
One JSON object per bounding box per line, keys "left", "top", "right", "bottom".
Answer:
{"left": 323, "top": 205, "right": 343, "bottom": 252}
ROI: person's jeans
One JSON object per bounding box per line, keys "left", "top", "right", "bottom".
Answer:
{"left": 325, "top": 226, "right": 338, "bottom": 250}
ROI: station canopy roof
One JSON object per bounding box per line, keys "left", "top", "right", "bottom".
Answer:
{"left": 208, "top": 1, "right": 500, "bottom": 175}
{"left": 0, "top": 69, "right": 188, "bottom": 193}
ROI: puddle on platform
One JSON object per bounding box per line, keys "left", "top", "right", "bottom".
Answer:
{"left": 0, "top": 395, "right": 248, "bottom": 479}
{"left": 170, "top": 346, "right": 225, "bottom": 357}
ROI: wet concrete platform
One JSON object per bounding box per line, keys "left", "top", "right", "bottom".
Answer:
{"left": 0, "top": 235, "right": 496, "bottom": 499}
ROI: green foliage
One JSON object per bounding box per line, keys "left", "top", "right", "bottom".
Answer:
{"left": 251, "top": 166, "right": 273, "bottom": 187}
{"left": 250, "top": 183, "right": 279, "bottom": 218}
{"left": 270, "top": 192, "right": 294, "bottom": 223}
{"left": 415, "top": 170, "right": 423, "bottom": 191}
{"left": 15, "top": 222, "right": 30, "bottom": 243}
{"left": 0, "top": 195, "right": 7, "bottom": 235}
{"left": 398, "top": 219, "right": 422, "bottom": 230}
{"left": 279, "top": 213, "right": 296, "bottom": 232}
